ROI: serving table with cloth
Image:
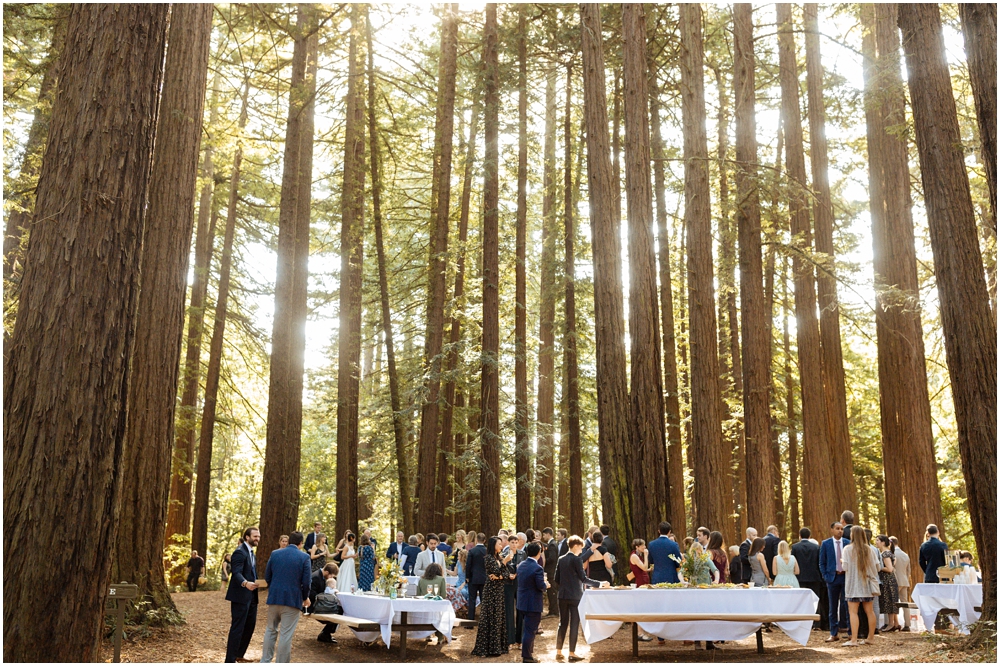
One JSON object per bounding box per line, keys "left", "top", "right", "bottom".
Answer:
{"left": 336, "top": 593, "right": 456, "bottom": 649}
{"left": 579, "top": 587, "right": 819, "bottom": 654}
{"left": 911, "top": 583, "right": 982, "bottom": 634}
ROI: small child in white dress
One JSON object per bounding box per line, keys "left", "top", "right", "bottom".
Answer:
{"left": 325, "top": 576, "right": 338, "bottom": 595}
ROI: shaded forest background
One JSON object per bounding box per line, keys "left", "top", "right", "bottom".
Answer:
{"left": 2, "top": 2, "right": 995, "bottom": 661}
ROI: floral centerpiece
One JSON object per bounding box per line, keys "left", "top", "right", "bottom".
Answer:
{"left": 680, "top": 547, "right": 714, "bottom": 585}
{"left": 373, "top": 557, "right": 407, "bottom": 597}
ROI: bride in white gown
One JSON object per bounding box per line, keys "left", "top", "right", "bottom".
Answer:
{"left": 336, "top": 532, "right": 358, "bottom": 593}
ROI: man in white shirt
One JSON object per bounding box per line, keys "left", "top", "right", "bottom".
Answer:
{"left": 413, "top": 534, "right": 447, "bottom": 577}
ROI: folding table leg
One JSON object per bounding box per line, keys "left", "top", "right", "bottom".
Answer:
{"left": 756, "top": 627, "right": 764, "bottom": 654}
{"left": 400, "top": 611, "right": 408, "bottom": 661}
{"left": 632, "top": 622, "right": 639, "bottom": 658}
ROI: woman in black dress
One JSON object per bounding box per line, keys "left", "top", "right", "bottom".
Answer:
{"left": 471, "top": 536, "right": 513, "bottom": 657}
{"left": 584, "top": 531, "right": 614, "bottom": 585}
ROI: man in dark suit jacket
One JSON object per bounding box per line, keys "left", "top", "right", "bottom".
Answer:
{"left": 261, "top": 531, "right": 313, "bottom": 663}
{"left": 304, "top": 522, "right": 322, "bottom": 552}
{"left": 791, "top": 528, "right": 827, "bottom": 631}
{"left": 542, "top": 528, "right": 559, "bottom": 616}
{"left": 517, "top": 543, "right": 549, "bottom": 663}
{"left": 819, "top": 522, "right": 849, "bottom": 640}
{"left": 738, "top": 527, "right": 758, "bottom": 584}
{"left": 465, "top": 533, "right": 488, "bottom": 621}
{"left": 762, "top": 525, "right": 781, "bottom": 578}
{"left": 556, "top": 529, "right": 569, "bottom": 558}
{"left": 918, "top": 524, "right": 948, "bottom": 583}
{"left": 225, "top": 527, "right": 260, "bottom": 663}
{"left": 647, "top": 522, "right": 682, "bottom": 584}
{"left": 310, "top": 563, "right": 339, "bottom": 643}
{"left": 385, "top": 531, "right": 406, "bottom": 560}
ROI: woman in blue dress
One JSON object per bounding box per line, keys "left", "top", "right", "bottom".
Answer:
{"left": 357, "top": 533, "right": 376, "bottom": 591}
{"left": 449, "top": 547, "right": 469, "bottom": 613}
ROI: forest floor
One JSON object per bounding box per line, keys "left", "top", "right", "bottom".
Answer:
{"left": 107, "top": 591, "right": 989, "bottom": 663}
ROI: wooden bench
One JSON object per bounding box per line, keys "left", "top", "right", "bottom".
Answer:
{"left": 586, "top": 612, "right": 821, "bottom": 656}
{"left": 312, "top": 612, "right": 476, "bottom": 660}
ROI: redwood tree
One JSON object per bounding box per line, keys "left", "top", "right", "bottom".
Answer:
{"left": 898, "top": 2, "right": 997, "bottom": 627}
{"left": 958, "top": 3, "right": 997, "bottom": 231}
{"left": 2, "top": 5, "right": 167, "bottom": 660}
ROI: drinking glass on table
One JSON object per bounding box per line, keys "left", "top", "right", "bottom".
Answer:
{"left": 432, "top": 585, "right": 439, "bottom": 596}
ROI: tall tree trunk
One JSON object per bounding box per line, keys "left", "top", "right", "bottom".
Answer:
{"left": 767, "top": 123, "right": 785, "bottom": 526}
{"left": 534, "top": 65, "right": 559, "bottom": 529}
{"left": 804, "top": 4, "right": 855, "bottom": 516}
{"left": 776, "top": 3, "right": 835, "bottom": 534}
{"left": 335, "top": 5, "right": 367, "bottom": 540}
{"left": 564, "top": 64, "right": 585, "bottom": 537}
{"left": 167, "top": 67, "right": 223, "bottom": 546}
{"left": 193, "top": 87, "right": 249, "bottom": 561}
{"left": 417, "top": 4, "right": 459, "bottom": 531}
{"left": 115, "top": 3, "right": 212, "bottom": 613}
{"left": 898, "top": 3, "right": 997, "bottom": 628}
{"left": 861, "top": 2, "right": 943, "bottom": 571}
{"left": 680, "top": 3, "right": 729, "bottom": 533}
{"left": 2, "top": 5, "right": 167, "bottom": 661}
{"left": 959, "top": 4, "right": 997, "bottom": 232}
{"left": 783, "top": 256, "right": 800, "bottom": 537}
{"left": 622, "top": 3, "right": 668, "bottom": 541}
{"left": 259, "top": 6, "right": 317, "bottom": 566}
{"left": 368, "top": 12, "right": 413, "bottom": 536}
{"left": 479, "top": 3, "right": 502, "bottom": 535}
{"left": 650, "top": 65, "right": 686, "bottom": 534}
{"left": 580, "top": 3, "right": 634, "bottom": 550}
{"left": 733, "top": 3, "right": 774, "bottom": 534}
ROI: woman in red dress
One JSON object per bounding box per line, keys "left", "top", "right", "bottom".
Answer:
{"left": 707, "top": 531, "right": 728, "bottom": 584}
{"left": 629, "top": 539, "right": 652, "bottom": 586}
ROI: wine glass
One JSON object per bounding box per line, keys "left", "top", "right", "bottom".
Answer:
{"left": 432, "top": 584, "right": 439, "bottom": 597}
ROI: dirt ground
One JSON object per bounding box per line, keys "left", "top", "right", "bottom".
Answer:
{"left": 107, "top": 590, "right": 979, "bottom": 663}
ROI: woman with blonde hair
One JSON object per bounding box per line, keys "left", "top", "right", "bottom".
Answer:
{"left": 772, "top": 540, "right": 800, "bottom": 587}
{"left": 841, "top": 526, "right": 880, "bottom": 646}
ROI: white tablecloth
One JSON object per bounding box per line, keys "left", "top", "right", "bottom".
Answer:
{"left": 911, "top": 583, "right": 982, "bottom": 634}
{"left": 579, "top": 588, "right": 819, "bottom": 645}
{"left": 404, "top": 575, "right": 459, "bottom": 597}
{"left": 338, "top": 593, "right": 456, "bottom": 647}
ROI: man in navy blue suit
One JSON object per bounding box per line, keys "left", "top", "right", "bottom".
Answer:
{"left": 918, "top": 524, "right": 948, "bottom": 583}
{"left": 386, "top": 531, "right": 406, "bottom": 560}
{"left": 261, "top": 532, "right": 313, "bottom": 663}
{"left": 819, "top": 522, "right": 849, "bottom": 641}
{"left": 225, "top": 527, "right": 260, "bottom": 663}
{"left": 466, "top": 533, "right": 488, "bottom": 622}
{"left": 517, "top": 542, "right": 549, "bottom": 663}
{"left": 647, "top": 521, "right": 682, "bottom": 584}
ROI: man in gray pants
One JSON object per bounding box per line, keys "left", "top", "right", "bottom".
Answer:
{"left": 261, "top": 532, "right": 313, "bottom": 663}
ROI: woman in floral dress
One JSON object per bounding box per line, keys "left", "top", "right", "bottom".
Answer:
{"left": 357, "top": 534, "right": 376, "bottom": 591}
{"left": 876, "top": 535, "right": 900, "bottom": 631}
{"left": 471, "top": 536, "right": 512, "bottom": 657}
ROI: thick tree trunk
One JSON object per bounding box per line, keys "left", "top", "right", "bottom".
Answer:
{"left": 260, "top": 7, "right": 317, "bottom": 566}
{"left": 861, "top": 2, "right": 943, "bottom": 571}
{"left": 534, "top": 65, "right": 558, "bottom": 529}
{"left": 417, "top": 4, "right": 458, "bottom": 531}
{"left": 804, "top": 4, "right": 855, "bottom": 517}
{"left": 166, "top": 67, "right": 223, "bottom": 547}
{"left": 563, "top": 65, "right": 585, "bottom": 537}
{"left": 898, "top": 3, "right": 997, "bottom": 627}
{"left": 479, "top": 3, "right": 502, "bottom": 535}
{"left": 334, "top": 5, "right": 366, "bottom": 541}
{"left": 680, "top": 3, "right": 730, "bottom": 533}
{"left": 580, "top": 2, "right": 635, "bottom": 551}
{"left": 776, "top": 3, "right": 835, "bottom": 534}
{"left": 369, "top": 19, "right": 413, "bottom": 536}
{"left": 2, "top": 5, "right": 167, "bottom": 661}
{"left": 622, "top": 3, "right": 668, "bottom": 541}
{"left": 959, "top": 4, "right": 997, "bottom": 232}
{"left": 733, "top": 3, "right": 774, "bottom": 535}
{"left": 115, "top": 3, "right": 212, "bottom": 613}
{"left": 650, "top": 66, "right": 686, "bottom": 535}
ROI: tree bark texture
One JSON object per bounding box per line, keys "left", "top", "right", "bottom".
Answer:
{"left": 959, "top": 3, "right": 997, "bottom": 231}
{"left": 335, "top": 5, "right": 366, "bottom": 541}
{"left": 622, "top": 3, "right": 668, "bottom": 541}
{"left": 776, "top": 3, "right": 835, "bottom": 535}
{"left": 650, "top": 65, "right": 686, "bottom": 535}
{"left": 804, "top": 4, "right": 855, "bottom": 517}
{"left": 680, "top": 3, "right": 730, "bottom": 533}
{"left": 534, "top": 65, "right": 559, "bottom": 530}
{"left": 733, "top": 3, "right": 774, "bottom": 534}
{"left": 580, "top": 2, "right": 635, "bottom": 550}
{"left": 479, "top": 3, "right": 502, "bottom": 536}
{"left": 782, "top": 256, "right": 800, "bottom": 537}
{"left": 260, "top": 6, "right": 317, "bottom": 566}
{"left": 167, "top": 67, "right": 223, "bottom": 546}
{"left": 2, "top": 5, "right": 167, "bottom": 661}
{"left": 417, "top": 4, "right": 458, "bottom": 531}
{"left": 898, "top": 2, "right": 997, "bottom": 624}
{"left": 116, "top": 3, "right": 212, "bottom": 613}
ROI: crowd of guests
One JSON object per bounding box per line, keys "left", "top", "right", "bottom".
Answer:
{"left": 217, "top": 511, "right": 973, "bottom": 662}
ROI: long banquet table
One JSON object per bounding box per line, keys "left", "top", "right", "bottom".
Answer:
{"left": 579, "top": 587, "right": 819, "bottom": 645}
{"left": 911, "top": 583, "right": 982, "bottom": 634}
{"left": 337, "top": 592, "right": 457, "bottom": 648}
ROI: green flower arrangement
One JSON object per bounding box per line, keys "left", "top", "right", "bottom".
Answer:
{"left": 680, "top": 547, "right": 714, "bottom": 585}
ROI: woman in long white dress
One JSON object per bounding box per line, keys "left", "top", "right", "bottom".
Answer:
{"left": 336, "top": 531, "right": 359, "bottom": 593}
